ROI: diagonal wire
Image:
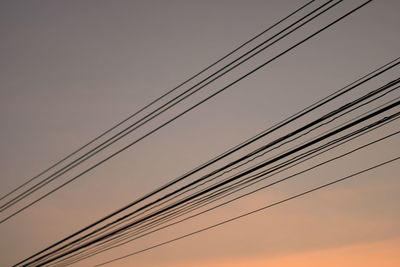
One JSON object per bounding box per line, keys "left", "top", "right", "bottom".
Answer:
{"left": 31, "top": 80, "right": 400, "bottom": 266}
{"left": 0, "top": 0, "right": 332, "bottom": 213}
{"left": 54, "top": 115, "right": 400, "bottom": 267}
{"left": 29, "top": 81, "right": 398, "bottom": 267}
{"left": 73, "top": 85, "right": 400, "bottom": 247}
{"left": 0, "top": 0, "right": 317, "bottom": 203}
{"left": 2, "top": 0, "right": 354, "bottom": 226}
{"left": 94, "top": 155, "right": 400, "bottom": 266}
{"left": 1, "top": 0, "right": 341, "bottom": 217}
{"left": 19, "top": 65, "right": 398, "bottom": 267}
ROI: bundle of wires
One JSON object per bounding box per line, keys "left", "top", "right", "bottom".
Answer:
{"left": 4, "top": 0, "right": 399, "bottom": 266}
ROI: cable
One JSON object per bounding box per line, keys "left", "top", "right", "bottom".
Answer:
{"left": 35, "top": 112, "right": 400, "bottom": 266}
{"left": 94, "top": 155, "right": 400, "bottom": 266}
{"left": 1, "top": 0, "right": 332, "bottom": 212}
{"left": 15, "top": 50, "right": 400, "bottom": 266}
{"left": 3, "top": 0, "right": 358, "bottom": 226}
{"left": 31, "top": 83, "right": 400, "bottom": 267}
{"left": 55, "top": 116, "right": 400, "bottom": 267}
{"left": 1, "top": 0, "right": 342, "bottom": 216}
{"left": 82, "top": 84, "right": 399, "bottom": 244}
{"left": 16, "top": 18, "right": 396, "bottom": 267}
{"left": 0, "top": 0, "right": 317, "bottom": 204}
{"left": 27, "top": 82, "right": 398, "bottom": 267}
{"left": 63, "top": 125, "right": 400, "bottom": 267}
{"left": 16, "top": 59, "right": 396, "bottom": 267}
{"left": 40, "top": 54, "right": 397, "bottom": 267}
{"left": 108, "top": 110, "right": 400, "bottom": 243}
{"left": 133, "top": 85, "right": 399, "bottom": 218}
{"left": 125, "top": 99, "right": 400, "bottom": 238}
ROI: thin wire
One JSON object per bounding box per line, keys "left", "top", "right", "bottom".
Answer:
{"left": 31, "top": 82, "right": 400, "bottom": 266}
{"left": 55, "top": 117, "right": 400, "bottom": 267}
{"left": 3, "top": 0, "right": 356, "bottom": 227}
{"left": 68, "top": 78, "right": 400, "bottom": 247}
{"left": 61, "top": 123, "right": 400, "bottom": 267}
{"left": 94, "top": 155, "right": 400, "bottom": 266}
{"left": 0, "top": 0, "right": 317, "bottom": 204}
{"left": 123, "top": 94, "right": 400, "bottom": 236}
{"left": 29, "top": 87, "right": 398, "bottom": 267}
{"left": 0, "top": 0, "right": 331, "bottom": 213}
{"left": 47, "top": 55, "right": 400, "bottom": 264}
{"left": 111, "top": 111, "right": 400, "bottom": 243}
{"left": 15, "top": 5, "right": 391, "bottom": 264}
{"left": 133, "top": 85, "right": 399, "bottom": 218}
{"left": 23, "top": 72, "right": 399, "bottom": 266}
{"left": 192, "top": 115, "right": 400, "bottom": 214}
{"left": 21, "top": 5, "right": 399, "bottom": 267}
{"left": 82, "top": 85, "right": 399, "bottom": 242}
{"left": 1, "top": 0, "right": 341, "bottom": 216}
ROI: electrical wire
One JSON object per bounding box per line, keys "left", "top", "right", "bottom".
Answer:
{"left": 1, "top": 0, "right": 344, "bottom": 219}
{"left": 53, "top": 116, "right": 400, "bottom": 267}
{"left": 30, "top": 86, "right": 400, "bottom": 267}
{"left": 94, "top": 155, "right": 400, "bottom": 266}
{"left": 14, "top": 55, "right": 398, "bottom": 267}
{"left": 0, "top": 0, "right": 334, "bottom": 213}
{"left": 69, "top": 84, "right": 400, "bottom": 250}
{"left": 26, "top": 82, "right": 398, "bottom": 267}
{"left": 0, "top": 0, "right": 317, "bottom": 204}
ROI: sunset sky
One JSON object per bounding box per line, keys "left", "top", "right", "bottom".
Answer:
{"left": 0, "top": 0, "right": 399, "bottom": 266}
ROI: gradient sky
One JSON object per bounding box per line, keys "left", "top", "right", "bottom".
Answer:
{"left": 0, "top": 0, "right": 399, "bottom": 266}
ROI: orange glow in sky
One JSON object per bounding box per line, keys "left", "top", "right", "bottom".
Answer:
{"left": 160, "top": 237, "right": 400, "bottom": 267}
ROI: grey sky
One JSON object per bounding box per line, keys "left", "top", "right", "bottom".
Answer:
{"left": 0, "top": 0, "right": 399, "bottom": 266}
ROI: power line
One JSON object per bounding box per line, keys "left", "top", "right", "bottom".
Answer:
{"left": 94, "top": 155, "right": 400, "bottom": 267}
{"left": 66, "top": 78, "right": 400, "bottom": 250}
{"left": 134, "top": 85, "right": 399, "bottom": 218}
{"left": 45, "top": 55, "right": 398, "bottom": 267}
{"left": 2, "top": 0, "right": 358, "bottom": 226}
{"left": 32, "top": 112, "right": 400, "bottom": 266}
{"left": 53, "top": 116, "right": 400, "bottom": 267}
{"left": 64, "top": 128, "right": 400, "bottom": 266}
{"left": 56, "top": 79, "right": 400, "bottom": 265}
{"left": 4, "top": 1, "right": 398, "bottom": 266}
{"left": 26, "top": 80, "right": 398, "bottom": 267}
{"left": 1, "top": 0, "right": 341, "bottom": 216}
{"left": 92, "top": 84, "right": 399, "bottom": 242}
{"left": 125, "top": 97, "right": 400, "bottom": 238}
{"left": 0, "top": 0, "right": 317, "bottom": 204}
{"left": 32, "top": 88, "right": 400, "bottom": 266}
{"left": 11, "top": 2, "right": 384, "bottom": 266}
{"left": 14, "top": 56, "right": 398, "bottom": 266}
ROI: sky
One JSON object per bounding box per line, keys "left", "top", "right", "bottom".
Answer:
{"left": 0, "top": 0, "right": 399, "bottom": 266}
